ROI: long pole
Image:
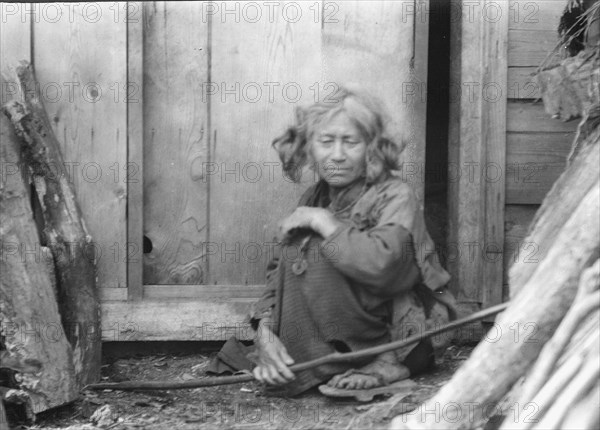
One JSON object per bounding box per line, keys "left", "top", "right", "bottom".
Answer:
{"left": 85, "top": 302, "right": 509, "bottom": 391}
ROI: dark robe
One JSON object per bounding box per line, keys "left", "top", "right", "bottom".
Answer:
{"left": 209, "top": 176, "right": 455, "bottom": 396}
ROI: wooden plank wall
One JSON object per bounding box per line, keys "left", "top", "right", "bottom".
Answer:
{"left": 448, "top": 0, "right": 508, "bottom": 312}
{"left": 1, "top": 2, "right": 429, "bottom": 340}
{"left": 504, "top": 0, "right": 577, "bottom": 297}
{"left": 322, "top": 1, "right": 426, "bottom": 193}
{"left": 34, "top": 4, "right": 128, "bottom": 296}
{"left": 208, "top": 1, "right": 320, "bottom": 286}
{"left": 143, "top": 0, "right": 428, "bottom": 290}
{"left": 0, "top": 3, "right": 31, "bottom": 84}
{"left": 102, "top": 1, "right": 429, "bottom": 341}
{"left": 1, "top": 4, "right": 128, "bottom": 301}
{"left": 142, "top": 2, "right": 209, "bottom": 286}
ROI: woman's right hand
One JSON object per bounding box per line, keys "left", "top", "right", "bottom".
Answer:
{"left": 252, "top": 318, "right": 296, "bottom": 385}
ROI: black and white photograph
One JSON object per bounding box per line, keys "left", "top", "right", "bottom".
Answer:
{"left": 1, "top": 1, "right": 599, "bottom": 429}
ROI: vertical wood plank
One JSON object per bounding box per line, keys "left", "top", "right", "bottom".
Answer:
{"left": 142, "top": 2, "right": 209, "bottom": 285}
{"left": 482, "top": 0, "right": 508, "bottom": 309}
{"left": 33, "top": 3, "right": 128, "bottom": 291}
{"left": 127, "top": 1, "right": 143, "bottom": 299}
{"left": 0, "top": 2, "right": 31, "bottom": 102}
{"left": 321, "top": 0, "right": 427, "bottom": 199}
{"left": 209, "top": 2, "right": 321, "bottom": 285}
{"left": 447, "top": 0, "right": 485, "bottom": 306}
{"left": 448, "top": 0, "right": 508, "bottom": 310}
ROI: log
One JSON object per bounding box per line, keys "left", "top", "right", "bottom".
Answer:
{"left": 559, "top": 382, "right": 600, "bottom": 430}
{"left": 502, "top": 260, "right": 600, "bottom": 429}
{"left": 509, "top": 128, "right": 599, "bottom": 296}
{"left": 515, "top": 260, "right": 600, "bottom": 408}
{"left": 533, "top": 344, "right": 599, "bottom": 429}
{"left": 390, "top": 177, "right": 600, "bottom": 429}
{"left": 2, "top": 64, "right": 101, "bottom": 388}
{"left": 0, "top": 88, "right": 78, "bottom": 415}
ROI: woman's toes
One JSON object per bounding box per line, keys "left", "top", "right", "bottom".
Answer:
{"left": 353, "top": 378, "right": 365, "bottom": 390}
{"left": 338, "top": 377, "right": 351, "bottom": 389}
{"left": 327, "top": 374, "right": 342, "bottom": 387}
{"left": 344, "top": 378, "right": 356, "bottom": 389}
{"left": 363, "top": 376, "right": 378, "bottom": 389}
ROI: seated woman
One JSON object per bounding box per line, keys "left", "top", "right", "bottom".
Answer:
{"left": 213, "top": 86, "right": 456, "bottom": 397}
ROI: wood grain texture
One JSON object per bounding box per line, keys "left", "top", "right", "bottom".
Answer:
{"left": 142, "top": 2, "right": 209, "bottom": 285}
{"left": 482, "top": 0, "right": 508, "bottom": 309}
{"left": 127, "top": 2, "right": 144, "bottom": 299}
{"left": 101, "top": 299, "right": 255, "bottom": 341}
{"left": 507, "top": 101, "right": 579, "bottom": 132}
{"left": 506, "top": 132, "right": 573, "bottom": 204}
{"left": 448, "top": 0, "right": 486, "bottom": 304}
{"left": 508, "top": 29, "right": 563, "bottom": 68}
{"left": 0, "top": 77, "right": 78, "bottom": 415}
{"left": 322, "top": 0, "right": 427, "bottom": 199}
{"left": 509, "top": 127, "right": 600, "bottom": 297}
{"left": 100, "top": 284, "right": 265, "bottom": 302}
{"left": 0, "top": 2, "right": 30, "bottom": 90}
{"left": 208, "top": 1, "right": 320, "bottom": 285}
{"left": 33, "top": 4, "right": 127, "bottom": 290}
{"left": 507, "top": 67, "right": 541, "bottom": 100}
{"left": 143, "top": 284, "right": 264, "bottom": 300}
{"left": 6, "top": 64, "right": 102, "bottom": 388}
{"left": 508, "top": 0, "right": 564, "bottom": 31}
{"left": 448, "top": 0, "right": 512, "bottom": 308}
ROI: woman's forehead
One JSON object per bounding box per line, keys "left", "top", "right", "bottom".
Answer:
{"left": 313, "top": 112, "right": 361, "bottom": 135}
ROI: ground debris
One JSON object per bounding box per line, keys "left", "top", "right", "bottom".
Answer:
{"left": 89, "top": 404, "right": 116, "bottom": 428}
{"left": 19, "top": 345, "right": 473, "bottom": 429}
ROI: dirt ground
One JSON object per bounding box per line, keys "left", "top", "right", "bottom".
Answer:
{"left": 3, "top": 344, "right": 476, "bottom": 430}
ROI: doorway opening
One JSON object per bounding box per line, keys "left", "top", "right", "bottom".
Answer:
{"left": 424, "top": 0, "right": 451, "bottom": 268}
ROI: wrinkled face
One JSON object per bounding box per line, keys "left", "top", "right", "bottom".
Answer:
{"left": 309, "top": 113, "right": 367, "bottom": 188}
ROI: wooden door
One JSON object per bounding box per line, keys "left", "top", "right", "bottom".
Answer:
{"left": 114, "top": 1, "right": 431, "bottom": 341}
{"left": 1, "top": 1, "right": 430, "bottom": 341}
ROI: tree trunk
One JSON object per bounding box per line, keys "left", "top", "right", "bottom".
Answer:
{"left": 0, "top": 106, "right": 78, "bottom": 415}
{"left": 2, "top": 64, "right": 101, "bottom": 388}
{"left": 502, "top": 260, "right": 600, "bottom": 429}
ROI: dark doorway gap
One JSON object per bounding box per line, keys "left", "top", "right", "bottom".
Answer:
{"left": 424, "top": 0, "right": 450, "bottom": 269}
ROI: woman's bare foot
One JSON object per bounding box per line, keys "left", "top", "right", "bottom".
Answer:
{"left": 326, "top": 351, "right": 410, "bottom": 390}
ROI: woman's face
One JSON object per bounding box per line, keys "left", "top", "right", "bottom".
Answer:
{"left": 309, "top": 112, "right": 367, "bottom": 188}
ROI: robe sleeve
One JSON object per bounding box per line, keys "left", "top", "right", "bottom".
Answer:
{"left": 319, "top": 180, "right": 429, "bottom": 295}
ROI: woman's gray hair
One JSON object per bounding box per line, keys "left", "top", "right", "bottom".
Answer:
{"left": 272, "top": 86, "right": 403, "bottom": 183}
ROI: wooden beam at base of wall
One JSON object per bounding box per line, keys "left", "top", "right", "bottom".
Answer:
{"left": 99, "top": 286, "right": 496, "bottom": 343}
{"left": 101, "top": 299, "right": 255, "bottom": 342}
{"left": 100, "top": 285, "right": 263, "bottom": 341}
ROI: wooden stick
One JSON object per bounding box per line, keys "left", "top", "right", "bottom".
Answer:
{"left": 84, "top": 302, "right": 508, "bottom": 391}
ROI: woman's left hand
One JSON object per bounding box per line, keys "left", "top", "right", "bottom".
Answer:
{"left": 278, "top": 206, "right": 342, "bottom": 240}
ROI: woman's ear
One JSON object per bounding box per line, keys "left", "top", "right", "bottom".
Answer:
{"left": 366, "top": 160, "right": 383, "bottom": 184}
{"left": 365, "top": 146, "right": 384, "bottom": 184}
